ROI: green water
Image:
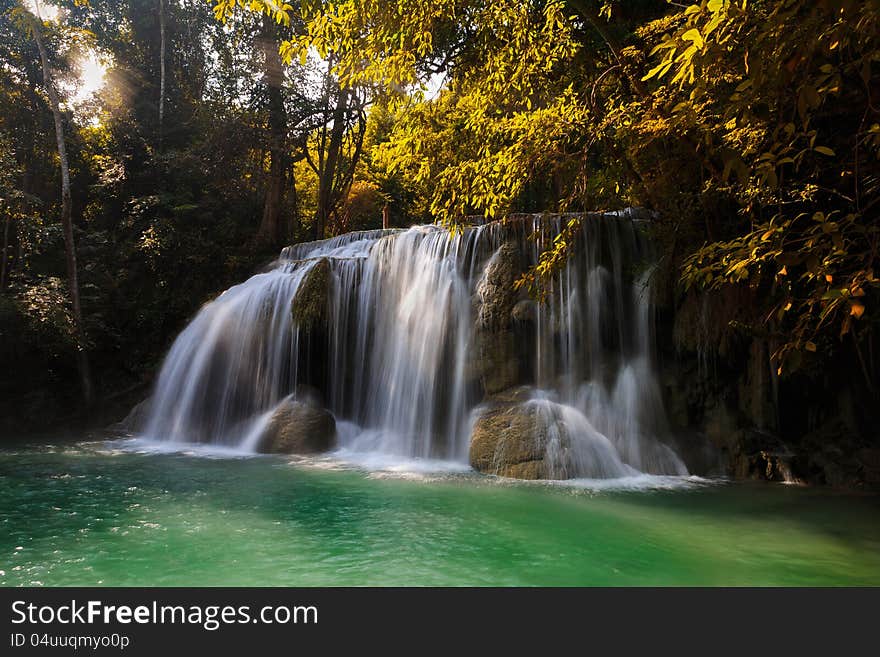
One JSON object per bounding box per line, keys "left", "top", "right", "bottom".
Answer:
{"left": 1, "top": 440, "right": 879, "bottom": 586}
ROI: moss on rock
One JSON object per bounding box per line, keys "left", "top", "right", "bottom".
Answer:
{"left": 292, "top": 258, "right": 331, "bottom": 331}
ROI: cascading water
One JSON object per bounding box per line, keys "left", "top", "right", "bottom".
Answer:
{"left": 139, "top": 212, "right": 687, "bottom": 478}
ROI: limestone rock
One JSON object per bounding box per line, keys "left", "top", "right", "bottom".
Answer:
{"left": 511, "top": 299, "right": 536, "bottom": 324}
{"left": 258, "top": 396, "right": 336, "bottom": 454}
{"left": 475, "top": 242, "right": 522, "bottom": 329}
{"left": 469, "top": 391, "right": 549, "bottom": 480}
{"left": 292, "top": 258, "right": 331, "bottom": 331}
{"left": 472, "top": 242, "right": 525, "bottom": 395}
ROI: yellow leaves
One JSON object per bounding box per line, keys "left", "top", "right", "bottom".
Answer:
{"left": 278, "top": 40, "right": 300, "bottom": 66}
{"left": 681, "top": 28, "right": 704, "bottom": 50}
{"left": 805, "top": 341, "right": 817, "bottom": 352}
{"left": 210, "top": 0, "right": 290, "bottom": 25}
{"left": 642, "top": 59, "right": 675, "bottom": 82}
{"left": 640, "top": 0, "right": 744, "bottom": 89}
{"left": 814, "top": 146, "right": 835, "bottom": 156}
{"left": 211, "top": 0, "right": 235, "bottom": 23}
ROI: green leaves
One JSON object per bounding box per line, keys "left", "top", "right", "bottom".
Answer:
{"left": 682, "top": 204, "right": 879, "bottom": 376}
{"left": 199, "top": 0, "right": 880, "bottom": 384}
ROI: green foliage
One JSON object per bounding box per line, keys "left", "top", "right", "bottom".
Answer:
{"left": 333, "top": 180, "right": 385, "bottom": 233}
{"left": 285, "top": 0, "right": 879, "bottom": 380}
{"left": 2, "top": 0, "right": 879, "bottom": 432}
{"left": 645, "top": 0, "right": 880, "bottom": 377}
{"left": 0, "top": 0, "right": 289, "bottom": 430}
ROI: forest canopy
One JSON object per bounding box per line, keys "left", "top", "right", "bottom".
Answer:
{"left": 0, "top": 0, "right": 877, "bottom": 433}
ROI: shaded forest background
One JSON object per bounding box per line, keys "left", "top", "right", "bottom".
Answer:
{"left": 1, "top": 0, "right": 877, "bottom": 470}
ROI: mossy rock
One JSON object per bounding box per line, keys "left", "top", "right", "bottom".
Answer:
{"left": 292, "top": 258, "right": 331, "bottom": 331}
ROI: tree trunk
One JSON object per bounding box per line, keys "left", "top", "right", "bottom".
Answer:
{"left": 1, "top": 214, "right": 10, "bottom": 289}
{"left": 288, "top": 162, "right": 300, "bottom": 240}
{"left": 314, "top": 87, "right": 349, "bottom": 240}
{"left": 158, "top": 0, "right": 166, "bottom": 150}
{"left": 256, "top": 16, "right": 287, "bottom": 246}
{"left": 28, "top": 5, "right": 93, "bottom": 405}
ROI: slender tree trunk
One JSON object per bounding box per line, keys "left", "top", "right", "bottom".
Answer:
{"left": 1, "top": 215, "right": 10, "bottom": 289}
{"left": 332, "top": 107, "right": 366, "bottom": 212}
{"left": 289, "top": 168, "right": 300, "bottom": 239}
{"left": 27, "top": 5, "right": 93, "bottom": 404}
{"left": 257, "top": 16, "right": 287, "bottom": 245}
{"left": 158, "top": 0, "right": 166, "bottom": 151}
{"left": 315, "top": 87, "right": 349, "bottom": 240}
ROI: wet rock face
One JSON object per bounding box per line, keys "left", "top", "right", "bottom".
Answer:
{"left": 511, "top": 299, "right": 536, "bottom": 323}
{"left": 700, "top": 400, "right": 794, "bottom": 481}
{"left": 735, "top": 437, "right": 797, "bottom": 482}
{"left": 475, "top": 242, "right": 522, "bottom": 329}
{"left": 472, "top": 243, "right": 526, "bottom": 395}
{"left": 292, "top": 258, "right": 331, "bottom": 332}
{"left": 468, "top": 387, "right": 636, "bottom": 480}
{"left": 662, "top": 352, "right": 880, "bottom": 488}
{"left": 257, "top": 396, "right": 336, "bottom": 454}
{"left": 799, "top": 420, "right": 880, "bottom": 489}
{"left": 469, "top": 389, "right": 550, "bottom": 479}
{"left": 857, "top": 449, "right": 880, "bottom": 486}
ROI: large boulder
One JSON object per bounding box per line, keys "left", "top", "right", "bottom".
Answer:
{"left": 258, "top": 396, "right": 336, "bottom": 454}
{"left": 472, "top": 242, "right": 525, "bottom": 395}
{"left": 469, "top": 390, "right": 550, "bottom": 479}
{"left": 292, "top": 257, "right": 331, "bottom": 331}
{"left": 469, "top": 388, "right": 639, "bottom": 480}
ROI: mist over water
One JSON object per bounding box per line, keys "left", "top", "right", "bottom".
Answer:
{"left": 140, "top": 214, "right": 687, "bottom": 478}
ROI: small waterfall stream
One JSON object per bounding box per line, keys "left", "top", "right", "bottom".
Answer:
{"left": 140, "top": 213, "right": 687, "bottom": 478}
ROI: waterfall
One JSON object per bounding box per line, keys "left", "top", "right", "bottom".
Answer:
{"left": 139, "top": 213, "right": 687, "bottom": 478}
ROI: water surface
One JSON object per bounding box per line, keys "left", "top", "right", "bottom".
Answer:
{"left": 1, "top": 439, "right": 878, "bottom": 586}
